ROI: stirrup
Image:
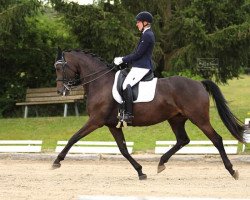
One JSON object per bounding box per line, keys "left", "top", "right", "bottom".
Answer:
{"left": 116, "top": 110, "right": 125, "bottom": 128}
{"left": 123, "top": 113, "right": 134, "bottom": 123}
{"left": 116, "top": 110, "right": 133, "bottom": 128}
{"left": 117, "top": 109, "right": 123, "bottom": 120}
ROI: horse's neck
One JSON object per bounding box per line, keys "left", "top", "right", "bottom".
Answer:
{"left": 78, "top": 54, "right": 106, "bottom": 76}
{"left": 78, "top": 60, "right": 115, "bottom": 94}
{"left": 84, "top": 71, "right": 115, "bottom": 101}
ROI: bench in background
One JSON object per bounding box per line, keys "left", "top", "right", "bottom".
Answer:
{"left": 242, "top": 118, "right": 250, "bottom": 152}
{"left": 55, "top": 141, "right": 134, "bottom": 154}
{"left": 155, "top": 140, "right": 238, "bottom": 155}
{"left": 0, "top": 140, "right": 42, "bottom": 153}
{"left": 16, "top": 87, "right": 84, "bottom": 118}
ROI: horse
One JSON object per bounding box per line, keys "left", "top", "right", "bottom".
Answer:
{"left": 52, "top": 48, "right": 245, "bottom": 180}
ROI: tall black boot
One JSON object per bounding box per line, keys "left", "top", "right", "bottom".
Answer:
{"left": 123, "top": 85, "right": 134, "bottom": 123}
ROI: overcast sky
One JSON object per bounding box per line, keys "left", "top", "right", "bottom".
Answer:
{"left": 67, "top": 0, "right": 94, "bottom": 5}
{"left": 41, "top": 0, "right": 94, "bottom": 5}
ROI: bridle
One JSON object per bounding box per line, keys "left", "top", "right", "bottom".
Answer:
{"left": 54, "top": 57, "right": 116, "bottom": 95}
{"left": 54, "top": 59, "right": 79, "bottom": 91}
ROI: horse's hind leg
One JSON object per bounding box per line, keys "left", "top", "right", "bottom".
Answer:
{"left": 158, "top": 116, "right": 189, "bottom": 173}
{"left": 193, "top": 120, "right": 239, "bottom": 179}
{"left": 108, "top": 126, "right": 147, "bottom": 180}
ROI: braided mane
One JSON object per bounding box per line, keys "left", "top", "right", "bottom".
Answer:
{"left": 64, "top": 49, "right": 110, "bottom": 66}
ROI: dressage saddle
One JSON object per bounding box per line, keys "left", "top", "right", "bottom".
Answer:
{"left": 116, "top": 68, "right": 154, "bottom": 101}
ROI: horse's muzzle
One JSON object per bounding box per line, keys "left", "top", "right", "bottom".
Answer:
{"left": 57, "top": 89, "right": 64, "bottom": 95}
{"left": 57, "top": 88, "right": 69, "bottom": 96}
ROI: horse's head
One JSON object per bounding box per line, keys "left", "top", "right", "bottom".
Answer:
{"left": 54, "top": 47, "right": 80, "bottom": 96}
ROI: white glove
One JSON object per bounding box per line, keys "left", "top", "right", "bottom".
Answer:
{"left": 114, "top": 57, "right": 123, "bottom": 65}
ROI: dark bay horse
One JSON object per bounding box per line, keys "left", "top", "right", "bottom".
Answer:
{"left": 53, "top": 48, "right": 245, "bottom": 180}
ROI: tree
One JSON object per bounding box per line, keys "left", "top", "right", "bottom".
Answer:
{"left": 0, "top": 0, "right": 78, "bottom": 117}
{"left": 0, "top": 0, "right": 41, "bottom": 116}
{"left": 51, "top": 0, "right": 137, "bottom": 61}
{"left": 1, "top": 0, "right": 249, "bottom": 117}
{"left": 51, "top": 0, "right": 166, "bottom": 75}
{"left": 164, "top": 0, "right": 250, "bottom": 82}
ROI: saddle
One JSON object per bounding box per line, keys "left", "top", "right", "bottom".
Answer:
{"left": 116, "top": 68, "right": 154, "bottom": 101}
{"left": 112, "top": 69, "right": 157, "bottom": 104}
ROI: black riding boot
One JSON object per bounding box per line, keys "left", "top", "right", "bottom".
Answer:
{"left": 123, "top": 85, "right": 134, "bottom": 123}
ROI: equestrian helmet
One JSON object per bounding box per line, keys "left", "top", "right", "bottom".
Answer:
{"left": 136, "top": 11, "right": 153, "bottom": 23}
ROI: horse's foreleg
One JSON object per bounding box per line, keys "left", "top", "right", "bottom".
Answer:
{"left": 52, "top": 120, "right": 100, "bottom": 169}
{"left": 108, "top": 126, "right": 147, "bottom": 180}
{"left": 158, "top": 117, "right": 189, "bottom": 173}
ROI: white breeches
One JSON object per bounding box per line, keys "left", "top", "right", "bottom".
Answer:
{"left": 122, "top": 67, "right": 150, "bottom": 90}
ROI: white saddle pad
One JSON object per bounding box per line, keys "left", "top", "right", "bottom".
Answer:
{"left": 112, "top": 70, "right": 158, "bottom": 104}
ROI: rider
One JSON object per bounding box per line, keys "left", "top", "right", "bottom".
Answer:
{"left": 114, "top": 11, "right": 155, "bottom": 123}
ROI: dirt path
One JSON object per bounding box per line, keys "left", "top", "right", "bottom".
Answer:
{"left": 0, "top": 159, "right": 249, "bottom": 200}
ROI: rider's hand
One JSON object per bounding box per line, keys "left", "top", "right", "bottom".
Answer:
{"left": 114, "top": 57, "right": 123, "bottom": 65}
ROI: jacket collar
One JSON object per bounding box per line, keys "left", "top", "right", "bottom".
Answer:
{"left": 142, "top": 27, "right": 151, "bottom": 34}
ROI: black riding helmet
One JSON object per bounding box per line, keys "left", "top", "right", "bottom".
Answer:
{"left": 135, "top": 11, "right": 153, "bottom": 23}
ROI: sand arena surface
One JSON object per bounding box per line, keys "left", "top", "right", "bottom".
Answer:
{"left": 0, "top": 157, "right": 250, "bottom": 200}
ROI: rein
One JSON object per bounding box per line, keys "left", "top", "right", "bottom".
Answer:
{"left": 54, "top": 59, "right": 116, "bottom": 90}
{"left": 79, "top": 65, "right": 116, "bottom": 86}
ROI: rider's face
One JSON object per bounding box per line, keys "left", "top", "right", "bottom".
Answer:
{"left": 136, "top": 21, "right": 144, "bottom": 31}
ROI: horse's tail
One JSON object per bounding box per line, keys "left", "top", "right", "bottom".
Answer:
{"left": 201, "top": 80, "right": 245, "bottom": 143}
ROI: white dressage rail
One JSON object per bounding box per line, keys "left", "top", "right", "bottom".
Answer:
{"left": 55, "top": 141, "right": 134, "bottom": 154}
{"left": 0, "top": 140, "right": 42, "bottom": 153}
{"left": 242, "top": 118, "right": 250, "bottom": 152}
{"left": 155, "top": 140, "right": 238, "bottom": 155}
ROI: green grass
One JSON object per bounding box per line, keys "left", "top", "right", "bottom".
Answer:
{"left": 0, "top": 75, "right": 249, "bottom": 152}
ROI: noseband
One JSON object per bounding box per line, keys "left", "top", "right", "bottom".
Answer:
{"left": 54, "top": 58, "right": 116, "bottom": 93}
{"left": 54, "top": 59, "right": 80, "bottom": 92}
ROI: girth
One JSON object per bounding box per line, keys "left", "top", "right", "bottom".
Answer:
{"left": 116, "top": 69, "right": 154, "bottom": 101}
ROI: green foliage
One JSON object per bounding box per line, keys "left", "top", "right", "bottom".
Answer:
{"left": 207, "top": 22, "right": 250, "bottom": 82}
{"left": 165, "top": 0, "right": 250, "bottom": 83}
{"left": 0, "top": 0, "right": 249, "bottom": 118}
{"left": 0, "top": 0, "right": 41, "bottom": 117}
{"left": 51, "top": 0, "right": 166, "bottom": 65}
{"left": 0, "top": 0, "right": 40, "bottom": 41}
{"left": 0, "top": 1, "right": 78, "bottom": 117}
{"left": 51, "top": 0, "right": 137, "bottom": 61}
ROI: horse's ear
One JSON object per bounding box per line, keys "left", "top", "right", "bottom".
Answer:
{"left": 56, "top": 46, "right": 62, "bottom": 61}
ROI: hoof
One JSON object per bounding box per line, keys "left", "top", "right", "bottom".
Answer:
{"left": 157, "top": 164, "right": 166, "bottom": 173}
{"left": 51, "top": 163, "right": 61, "bottom": 170}
{"left": 233, "top": 170, "right": 239, "bottom": 180}
{"left": 139, "top": 174, "right": 147, "bottom": 180}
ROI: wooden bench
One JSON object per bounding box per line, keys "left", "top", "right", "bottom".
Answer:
{"left": 55, "top": 141, "right": 134, "bottom": 154}
{"left": 0, "top": 140, "right": 42, "bottom": 153}
{"left": 242, "top": 118, "right": 250, "bottom": 152}
{"left": 16, "top": 87, "right": 84, "bottom": 118}
{"left": 155, "top": 140, "right": 238, "bottom": 155}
